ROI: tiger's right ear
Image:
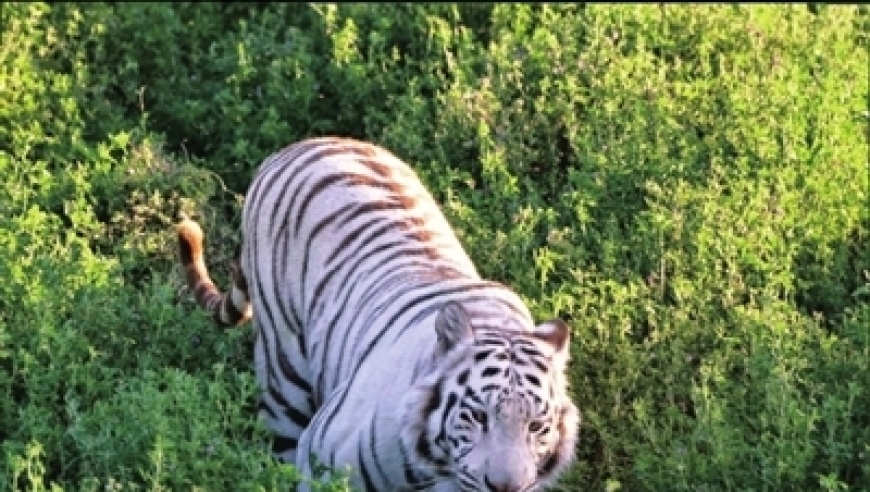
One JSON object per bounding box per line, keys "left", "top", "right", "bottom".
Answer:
{"left": 435, "top": 301, "right": 474, "bottom": 354}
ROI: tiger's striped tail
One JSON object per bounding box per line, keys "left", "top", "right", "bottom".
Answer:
{"left": 176, "top": 217, "right": 252, "bottom": 327}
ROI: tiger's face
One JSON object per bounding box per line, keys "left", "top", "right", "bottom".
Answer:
{"left": 400, "top": 302, "right": 580, "bottom": 492}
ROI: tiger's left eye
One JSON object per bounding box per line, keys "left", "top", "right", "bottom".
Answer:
{"left": 528, "top": 420, "right": 545, "bottom": 433}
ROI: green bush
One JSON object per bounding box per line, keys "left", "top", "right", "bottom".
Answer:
{"left": 1, "top": 2, "right": 867, "bottom": 491}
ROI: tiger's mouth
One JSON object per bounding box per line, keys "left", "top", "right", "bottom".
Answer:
{"left": 447, "top": 477, "right": 540, "bottom": 492}
{"left": 481, "top": 475, "right": 541, "bottom": 492}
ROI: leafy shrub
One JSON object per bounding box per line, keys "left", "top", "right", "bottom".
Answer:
{"left": 1, "top": 2, "right": 867, "bottom": 491}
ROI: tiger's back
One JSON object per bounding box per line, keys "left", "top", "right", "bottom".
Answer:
{"left": 177, "top": 137, "right": 580, "bottom": 491}
{"left": 241, "top": 137, "right": 490, "bottom": 396}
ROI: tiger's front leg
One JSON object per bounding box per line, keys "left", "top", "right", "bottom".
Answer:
{"left": 293, "top": 379, "right": 358, "bottom": 492}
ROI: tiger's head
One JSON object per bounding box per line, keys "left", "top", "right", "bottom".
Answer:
{"left": 400, "top": 301, "right": 580, "bottom": 492}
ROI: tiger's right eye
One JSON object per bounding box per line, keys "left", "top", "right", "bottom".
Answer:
{"left": 470, "top": 409, "right": 488, "bottom": 426}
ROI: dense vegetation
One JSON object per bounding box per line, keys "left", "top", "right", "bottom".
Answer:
{"left": 1, "top": 3, "right": 868, "bottom": 491}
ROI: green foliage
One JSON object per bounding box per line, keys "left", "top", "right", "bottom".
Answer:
{"left": 1, "top": 2, "right": 868, "bottom": 491}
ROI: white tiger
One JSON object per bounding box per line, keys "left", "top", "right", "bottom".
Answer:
{"left": 176, "top": 137, "right": 581, "bottom": 491}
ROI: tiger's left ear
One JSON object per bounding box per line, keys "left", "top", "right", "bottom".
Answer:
{"left": 434, "top": 301, "right": 474, "bottom": 355}
{"left": 533, "top": 319, "right": 571, "bottom": 370}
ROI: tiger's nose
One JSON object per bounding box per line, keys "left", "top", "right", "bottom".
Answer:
{"left": 484, "top": 475, "right": 523, "bottom": 492}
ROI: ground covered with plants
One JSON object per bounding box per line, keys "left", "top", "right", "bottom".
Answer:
{"left": 1, "top": 3, "right": 868, "bottom": 491}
